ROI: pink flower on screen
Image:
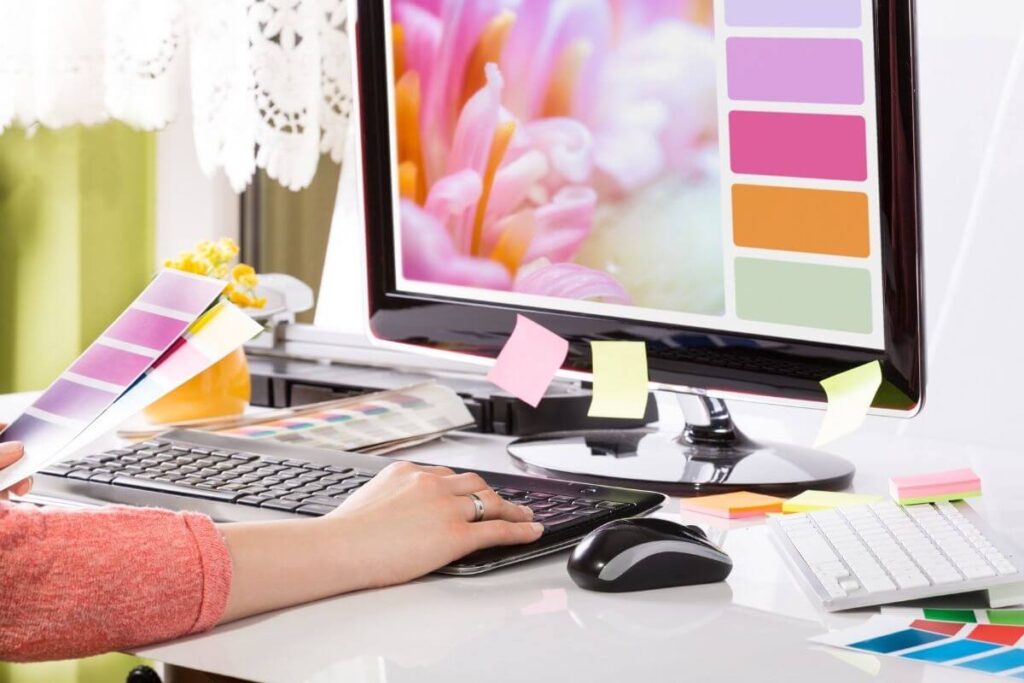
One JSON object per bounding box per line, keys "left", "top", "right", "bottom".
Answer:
{"left": 392, "top": 0, "right": 716, "bottom": 304}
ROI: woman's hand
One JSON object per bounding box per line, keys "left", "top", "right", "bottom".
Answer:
{"left": 328, "top": 461, "right": 543, "bottom": 589}
{"left": 0, "top": 424, "right": 33, "bottom": 500}
{"left": 218, "top": 461, "right": 543, "bottom": 623}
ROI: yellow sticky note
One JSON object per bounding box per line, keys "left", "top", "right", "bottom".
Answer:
{"left": 814, "top": 360, "right": 882, "bottom": 447}
{"left": 783, "top": 490, "right": 883, "bottom": 514}
{"left": 587, "top": 341, "right": 649, "bottom": 419}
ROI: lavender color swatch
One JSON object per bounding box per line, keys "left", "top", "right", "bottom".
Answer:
{"left": 69, "top": 344, "right": 154, "bottom": 386}
{"left": 725, "top": 0, "right": 862, "bottom": 28}
{"left": 105, "top": 309, "right": 189, "bottom": 351}
{"left": 727, "top": 38, "right": 864, "bottom": 105}
{"left": 139, "top": 270, "right": 225, "bottom": 314}
{"left": 33, "top": 379, "right": 119, "bottom": 421}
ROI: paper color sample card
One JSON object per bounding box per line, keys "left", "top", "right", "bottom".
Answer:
{"left": 814, "top": 360, "right": 882, "bottom": 447}
{"left": 0, "top": 270, "right": 225, "bottom": 489}
{"left": 882, "top": 608, "right": 1024, "bottom": 627}
{"left": 889, "top": 468, "right": 982, "bottom": 505}
{"left": 812, "top": 615, "right": 1024, "bottom": 678}
{"left": 782, "top": 490, "right": 882, "bottom": 514}
{"left": 487, "top": 315, "right": 569, "bottom": 408}
{"left": 587, "top": 341, "right": 649, "bottom": 420}
{"left": 47, "top": 303, "right": 262, "bottom": 471}
{"left": 680, "top": 491, "right": 786, "bottom": 519}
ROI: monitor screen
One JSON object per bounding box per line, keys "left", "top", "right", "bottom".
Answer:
{"left": 384, "top": 0, "right": 885, "bottom": 351}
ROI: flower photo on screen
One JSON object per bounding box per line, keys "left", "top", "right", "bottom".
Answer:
{"left": 393, "top": 0, "right": 724, "bottom": 316}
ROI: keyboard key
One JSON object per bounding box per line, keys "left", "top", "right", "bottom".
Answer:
{"left": 111, "top": 475, "right": 241, "bottom": 502}
{"left": 261, "top": 499, "right": 302, "bottom": 512}
{"left": 296, "top": 504, "right": 336, "bottom": 516}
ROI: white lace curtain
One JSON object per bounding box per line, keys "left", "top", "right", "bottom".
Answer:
{"left": 0, "top": 0, "right": 352, "bottom": 192}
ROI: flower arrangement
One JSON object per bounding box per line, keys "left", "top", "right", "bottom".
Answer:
{"left": 163, "top": 238, "right": 267, "bottom": 309}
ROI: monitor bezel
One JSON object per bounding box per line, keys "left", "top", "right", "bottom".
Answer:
{"left": 357, "top": 0, "right": 924, "bottom": 411}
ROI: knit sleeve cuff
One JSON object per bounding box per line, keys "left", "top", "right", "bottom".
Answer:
{"left": 182, "top": 512, "right": 233, "bottom": 634}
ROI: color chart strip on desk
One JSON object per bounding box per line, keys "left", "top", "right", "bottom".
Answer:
{"left": 813, "top": 615, "right": 1024, "bottom": 679}
{"left": 722, "top": 0, "right": 877, "bottom": 339}
{"left": 0, "top": 270, "right": 225, "bottom": 489}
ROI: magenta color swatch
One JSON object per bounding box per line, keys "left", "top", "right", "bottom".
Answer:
{"left": 727, "top": 38, "right": 864, "bottom": 105}
{"left": 33, "top": 379, "right": 119, "bottom": 421}
{"left": 104, "top": 308, "right": 189, "bottom": 351}
{"left": 729, "top": 112, "right": 868, "bottom": 181}
{"left": 69, "top": 344, "right": 154, "bottom": 386}
{"left": 138, "top": 270, "right": 225, "bottom": 315}
{"left": 725, "top": 0, "right": 861, "bottom": 28}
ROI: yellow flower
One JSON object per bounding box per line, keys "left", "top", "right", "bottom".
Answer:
{"left": 163, "top": 238, "right": 263, "bottom": 308}
{"left": 231, "top": 264, "right": 255, "bottom": 279}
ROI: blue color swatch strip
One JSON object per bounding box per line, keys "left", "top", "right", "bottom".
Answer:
{"left": 849, "top": 629, "right": 947, "bottom": 654}
{"left": 902, "top": 639, "right": 999, "bottom": 662}
{"left": 957, "top": 649, "right": 1024, "bottom": 673}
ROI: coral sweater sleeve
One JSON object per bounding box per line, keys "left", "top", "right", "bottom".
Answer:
{"left": 0, "top": 502, "right": 232, "bottom": 662}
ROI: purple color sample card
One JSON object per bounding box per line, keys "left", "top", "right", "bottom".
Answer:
{"left": 0, "top": 269, "right": 225, "bottom": 489}
{"left": 729, "top": 111, "right": 868, "bottom": 181}
{"left": 727, "top": 38, "right": 864, "bottom": 105}
{"left": 725, "top": 0, "right": 862, "bottom": 28}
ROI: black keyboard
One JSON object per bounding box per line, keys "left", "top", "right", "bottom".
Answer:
{"left": 35, "top": 429, "right": 665, "bottom": 574}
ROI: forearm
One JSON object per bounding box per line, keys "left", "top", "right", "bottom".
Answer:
{"left": 217, "top": 516, "right": 370, "bottom": 623}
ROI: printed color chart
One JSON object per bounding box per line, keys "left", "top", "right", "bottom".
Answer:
{"left": 718, "top": 0, "right": 882, "bottom": 346}
{"left": 814, "top": 615, "right": 1024, "bottom": 678}
{"left": 0, "top": 270, "right": 225, "bottom": 488}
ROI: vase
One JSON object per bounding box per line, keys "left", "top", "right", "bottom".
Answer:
{"left": 144, "top": 347, "right": 251, "bottom": 424}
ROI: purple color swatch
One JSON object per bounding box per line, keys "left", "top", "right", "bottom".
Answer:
{"left": 725, "top": 0, "right": 861, "bottom": 28}
{"left": 33, "top": 379, "right": 119, "bottom": 421}
{"left": 138, "top": 270, "right": 226, "bottom": 315}
{"left": 69, "top": 344, "right": 154, "bottom": 386}
{"left": 105, "top": 309, "right": 189, "bottom": 351}
{"left": 0, "top": 414, "right": 72, "bottom": 452}
{"left": 729, "top": 111, "right": 867, "bottom": 181}
{"left": 727, "top": 38, "right": 864, "bottom": 105}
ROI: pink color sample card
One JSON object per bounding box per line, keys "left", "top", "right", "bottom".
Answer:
{"left": 729, "top": 112, "right": 868, "bottom": 181}
{"left": 487, "top": 315, "right": 569, "bottom": 408}
{"left": 0, "top": 270, "right": 225, "bottom": 489}
{"left": 890, "top": 468, "right": 982, "bottom": 505}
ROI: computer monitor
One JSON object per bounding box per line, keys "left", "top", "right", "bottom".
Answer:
{"left": 354, "top": 0, "right": 924, "bottom": 495}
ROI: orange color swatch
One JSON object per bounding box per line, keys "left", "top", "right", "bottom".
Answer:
{"left": 680, "top": 491, "right": 786, "bottom": 519}
{"left": 732, "top": 184, "right": 870, "bottom": 257}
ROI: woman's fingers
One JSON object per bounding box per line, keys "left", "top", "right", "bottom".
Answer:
{"left": 457, "top": 489, "right": 533, "bottom": 523}
{"left": 0, "top": 441, "right": 23, "bottom": 469}
{"left": 444, "top": 472, "right": 488, "bottom": 496}
{"left": 11, "top": 478, "right": 32, "bottom": 497}
{"left": 469, "top": 520, "right": 544, "bottom": 548}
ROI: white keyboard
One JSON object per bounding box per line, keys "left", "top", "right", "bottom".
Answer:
{"left": 768, "top": 500, "right": 1024, "bottom": 611}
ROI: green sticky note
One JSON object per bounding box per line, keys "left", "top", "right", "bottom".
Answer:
{"left": 924, "top": 609, "right": 978, "bottom": 623}
{"left": 588, "top": 341, "right": 649, "bottom": 419}
{"left": 814, "top": 361, "right": 882, "bottom": 447}
{"left": 987, "top": 610, "right": 1024, "bottom": 626}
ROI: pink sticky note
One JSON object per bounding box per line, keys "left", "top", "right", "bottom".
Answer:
{"left": 890, "top": 468, "right": 981, "bottom": 498}
{"left": 487, "top": 315, "right": 569, "bottom": 408}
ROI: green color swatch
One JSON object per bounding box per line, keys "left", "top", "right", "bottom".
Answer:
{"left": 734, "top": 258, "right": 873, "bottom": 333}
{"left": 987, "top": 610, "right": 1024, "bottom": 626}
{"left": 0, "top": 124, "right": 154, "bottom": 392}
{"left": 923, "top": 609, "right": 978, "bottom": 624}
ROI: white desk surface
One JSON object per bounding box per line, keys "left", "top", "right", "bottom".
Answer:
{"left": 3, "top": 391, "right": 1022, "bottom": 683}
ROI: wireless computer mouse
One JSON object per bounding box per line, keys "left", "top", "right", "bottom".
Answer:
{"left": 567, "top": 517, "right": 733, "bottom": 592}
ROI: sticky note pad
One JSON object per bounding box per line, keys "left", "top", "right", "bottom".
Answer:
{"left": 587, "top": 341, "right": 649, "bottom": 419}
{"left": 487, "top": 315, "right": 569, "bottom": 408}
{"left": 783, "top": 490, "right": 882, "bottom": 514}
{"left": 814, "top": 360, "right": 882, "bottom": 447}
{"left": 889, "top": 468, "right": 981, "bottom": 506}
{"left": 680, "top": 491, "right": 786, "bottom": 519}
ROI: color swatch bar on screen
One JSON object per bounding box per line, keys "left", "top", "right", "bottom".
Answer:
{"left": 727, "top": 38, "right": 864, "bottom": 105}
{"left": 735, "top": 259, "right": 872, "bottom": 333}
{"left": 0, "top": 270, "right": 225, "bottom": 489}
{"left": 730, "top": 112, "right": 867, "bottom": 181}
{"left": 732, "top": 185, "right": 870, "bottom": 257}
{"left": 724, "top": 0, "right": 862, "bottom": 28}
{"left": 45, "top": 303, "right": 262, "bottom": 473}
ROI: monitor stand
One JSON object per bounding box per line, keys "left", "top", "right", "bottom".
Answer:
{"left": 506, "top": 392, "right": 855, "bottom": 497}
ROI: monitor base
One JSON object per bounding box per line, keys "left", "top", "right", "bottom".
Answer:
{"left": 506, "top": 394, "right": 855, "bottom": 497}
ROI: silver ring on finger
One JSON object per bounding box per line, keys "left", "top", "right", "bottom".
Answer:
{"left": 466, "top": 492, "right": 485, "bottom": 523}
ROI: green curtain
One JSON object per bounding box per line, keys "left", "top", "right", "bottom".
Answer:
{"left": 0, "top": 123, "right": 155, "bottom": 392}
{"left": 0, "top": 123, "right": 155, "bottom": 679}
